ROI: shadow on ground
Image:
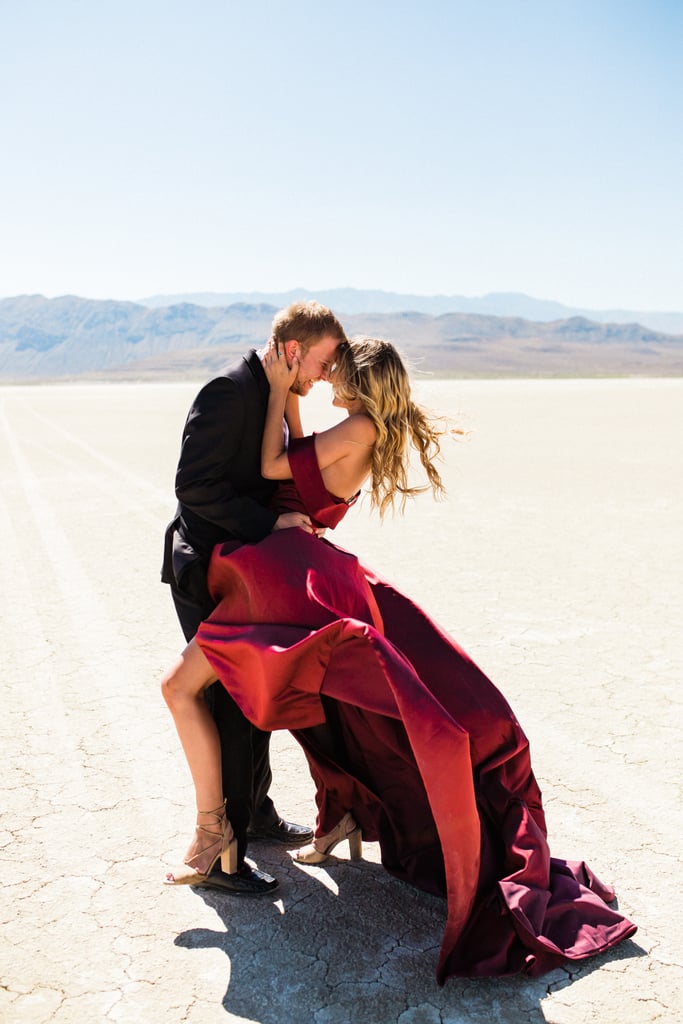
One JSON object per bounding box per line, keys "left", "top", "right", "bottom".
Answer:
{"left": 173, "top": 850, "right": 646, "bottom": 1024}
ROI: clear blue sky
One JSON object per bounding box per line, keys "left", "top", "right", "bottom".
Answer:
{"left": 1, "top": 0, "right": 681, "bottom": 310}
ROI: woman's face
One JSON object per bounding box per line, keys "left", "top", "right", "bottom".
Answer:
{"left": 331, "top": 372, "right": 364, "bottom": 414}
{"left": 331, "top": 390, "right": 347, "bottom": 410}
{"left": 330, "top": 365, "right": 349, "bottom": 408}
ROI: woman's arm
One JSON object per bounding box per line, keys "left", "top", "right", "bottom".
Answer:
{"left": 284, "top": 391, "right": 304, "bottom": 439}
{"left": 261, "top": 346, "right": 297, "bottom": 479}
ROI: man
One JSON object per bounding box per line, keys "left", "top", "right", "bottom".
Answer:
{"left": 161, "top": 300, "right": 346, "bottom": 894}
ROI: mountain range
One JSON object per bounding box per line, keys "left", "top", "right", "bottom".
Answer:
{"left": 0, "top": 291, "right": 681, "bottom": 381}
{"left": 140, "top": 288, "right": 683, "bottom": 336}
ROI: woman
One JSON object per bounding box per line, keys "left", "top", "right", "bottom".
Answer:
{"left": 162, "top": 337, "right": 636, "bottom": 983}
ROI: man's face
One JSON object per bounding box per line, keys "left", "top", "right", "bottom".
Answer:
{"left": 288, "top": 334, "right": 340, "bottom": 396}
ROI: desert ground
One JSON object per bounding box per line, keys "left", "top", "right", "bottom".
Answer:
{"left": 1, "top": 377, "right": 681, "bottom": 1024}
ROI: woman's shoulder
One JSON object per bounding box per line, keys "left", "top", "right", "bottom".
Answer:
{"left": 331, "top": 413, "right": 377, "bottom": 447}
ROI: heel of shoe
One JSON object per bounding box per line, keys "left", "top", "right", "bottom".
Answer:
{"left": 221, "top": 834, "right": 238, "bottom": 874}
{"left": 348, "top": 827, "right": 362, "bottom": 860}
{"left": 293, "top": 812, "right": 362, "bottom": 864}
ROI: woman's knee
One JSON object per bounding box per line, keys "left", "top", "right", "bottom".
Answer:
{"left": 160, "top": 658, "right": 190, "bottom": 711}
{"left": 161, "top": 667, "right": 176, "bottom": 710}
{"left": 161, "top": 644, "right": 214, "bottom": 710}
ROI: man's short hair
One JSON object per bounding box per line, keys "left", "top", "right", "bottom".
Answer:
{"left": 271, "top": 301, "right": 347, "bottom": 353}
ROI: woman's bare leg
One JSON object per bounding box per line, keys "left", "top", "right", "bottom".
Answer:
{"left": 161, "top": 639, "right": 235, "bottom": 876}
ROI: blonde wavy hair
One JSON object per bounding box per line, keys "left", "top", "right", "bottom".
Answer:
{"left": 332, "top": 336, "right": 448, "bottom": 517}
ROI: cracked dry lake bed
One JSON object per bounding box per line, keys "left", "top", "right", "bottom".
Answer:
{"left": 1, "top": 379, "right": 681, "bottom": 1023}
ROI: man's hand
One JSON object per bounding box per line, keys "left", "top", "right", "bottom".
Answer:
{"left": 272, "top": 511, "right": 317, "bottom": 534}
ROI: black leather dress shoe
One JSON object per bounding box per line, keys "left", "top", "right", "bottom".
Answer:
{"left": 247, "top": 817, "right": 315, "bottom": 846}
{"left": 196, "top": 862, "right": 279, "bottom": 896}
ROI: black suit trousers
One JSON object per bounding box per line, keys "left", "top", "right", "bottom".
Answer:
{"left": 170, "top": 562, "right": 276, "bottom": 865}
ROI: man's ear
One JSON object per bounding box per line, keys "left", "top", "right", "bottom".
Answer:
{"left": 283, "top": 340, "right": 299, "bottom": 362}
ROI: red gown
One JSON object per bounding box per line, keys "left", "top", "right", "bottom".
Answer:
{"left": 195, "top": 435, "right": 636, "bottom": 983}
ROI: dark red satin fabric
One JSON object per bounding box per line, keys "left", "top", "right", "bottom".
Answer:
{"left": 196, "top": 435, "right": 636, "bottom": 981}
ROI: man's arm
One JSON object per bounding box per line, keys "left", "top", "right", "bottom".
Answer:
{"left": 175, "top": 376, "right": 277, "bottom": 542}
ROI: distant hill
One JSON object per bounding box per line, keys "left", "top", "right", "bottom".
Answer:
{"left": 0, "top": 294, "right": 681, "bottom": 381}
{"left": 0, "top": 296, "right": 275, "bottom": 380}
{"left": 139, "top": 287, "right": 683, "bottom": 337}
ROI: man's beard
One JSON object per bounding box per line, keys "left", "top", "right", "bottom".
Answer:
{"left": 290, "top": 377, "right": 313, "bottom": 397}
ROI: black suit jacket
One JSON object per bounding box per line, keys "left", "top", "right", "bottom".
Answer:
{"left": 161, "top": 350, "right": 279, "bottom": 589}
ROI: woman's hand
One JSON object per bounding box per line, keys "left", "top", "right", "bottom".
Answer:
{"left": 263, "top": 337, "right": 298, "bottom": 393}
{"left": 261, "top": 337, "right": 297, "bottom": 480}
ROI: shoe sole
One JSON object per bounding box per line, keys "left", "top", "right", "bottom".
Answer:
{"left": 247, "top": 831, "right": 315, "bottom": 846}
{"left": 193, "top": 877, "right": 280, "bottom": 897}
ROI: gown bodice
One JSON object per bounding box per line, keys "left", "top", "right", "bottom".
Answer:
{"left": 272, "top": 434, "right": 358, "bottom": 530}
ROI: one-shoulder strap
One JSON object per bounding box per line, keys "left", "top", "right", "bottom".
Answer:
{"left": 287, "top": 434, "right": 349, "bottom": 529}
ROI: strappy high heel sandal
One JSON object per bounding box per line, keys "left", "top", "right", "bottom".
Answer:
{"left": 164, "top": 802, "right": 238, "bottom": 885}
{"left": 294, "top": 812, "right": 362, "bottom": 864}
